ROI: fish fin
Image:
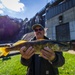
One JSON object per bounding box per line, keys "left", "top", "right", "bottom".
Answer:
{"left": 13, "top": 40, "right": 27, "bottom": 46}
{"left": 0, "top": 47, "right": 9, "bottom": 56}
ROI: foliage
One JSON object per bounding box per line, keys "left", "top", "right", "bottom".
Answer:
{"left": 0, "top": 16, "right": 21, "bottom": 40}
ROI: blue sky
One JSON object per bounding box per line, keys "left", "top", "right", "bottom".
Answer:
{"left": 0, "top": 0, "right": 52, "bottom": 20}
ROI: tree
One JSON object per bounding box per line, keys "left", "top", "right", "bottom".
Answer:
{"left": 0, "top": 16, "right": 21, "bottom": 41}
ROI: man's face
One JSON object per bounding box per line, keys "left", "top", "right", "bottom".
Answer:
{"left": 34, "top": 26, "right": 45, "bottom": 39}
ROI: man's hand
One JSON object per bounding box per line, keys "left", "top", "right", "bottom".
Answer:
{"left": 20, "top": 46, "right": 35, "bottom": 59}
{"left": 41, "top": 46, "right": 56, "bottom": 61}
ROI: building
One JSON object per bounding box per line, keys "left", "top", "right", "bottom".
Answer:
{"left": 45, "top": 0, "right": 75, "bottom": 42}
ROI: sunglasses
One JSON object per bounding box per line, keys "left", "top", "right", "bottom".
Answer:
{"left": 34, "top": 28, "right": 43, "bottom": 32}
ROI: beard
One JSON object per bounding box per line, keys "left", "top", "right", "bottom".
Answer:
{"left": 36, "top": 32, "right": 43, "bottom": 39}
{"left": 37, "top": 32, "right": 42, "bottom": 35}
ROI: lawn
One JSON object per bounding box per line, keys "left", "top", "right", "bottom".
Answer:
{"left": 59, "top": 52, "right": 75, "bottom": 75}
{"left": 0, "top": 55, "right": 27, "bottom": 75}
{"left": 0, "top": 52, "right": 75, "bottom": 75}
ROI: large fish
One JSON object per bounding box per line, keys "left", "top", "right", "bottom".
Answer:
{"left": 0, "top": 39, "right": 70, "bottom": 57}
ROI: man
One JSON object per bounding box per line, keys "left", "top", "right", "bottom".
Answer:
{"left": 20, "top": 24, "right": 65, "bottom": 75}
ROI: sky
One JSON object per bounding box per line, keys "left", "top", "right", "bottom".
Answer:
{"left": 0, "top": 0, "right": 52, "bottom": 20}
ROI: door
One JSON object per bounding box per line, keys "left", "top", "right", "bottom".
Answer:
{"left": 56, "top": 23, "right": 70, "bottom": 42}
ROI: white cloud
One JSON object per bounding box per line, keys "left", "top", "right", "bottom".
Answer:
{"left": 0, "top": 0, "right": 25, "bottom": 12}
{"left": 0, "top": 3, "right": 4, "bottom": 14}
{"left": 0, "top": 4, "right": 4, "bottom": 8}
{"left": 0, "top": 10, "right": 4, "bottom": 14}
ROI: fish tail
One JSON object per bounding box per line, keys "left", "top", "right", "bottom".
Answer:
{"left": 0, "top": 47, "right": 9, "bottom": 56}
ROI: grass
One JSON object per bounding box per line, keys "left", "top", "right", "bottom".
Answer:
{"left": 0, "top": 52, "right": 75, "bottom": 75}
{"left": 0, "top": 55, "right": 27, "bottom": 75}
{"left": 58, "top": 52, "right": 75, "bottom": 75}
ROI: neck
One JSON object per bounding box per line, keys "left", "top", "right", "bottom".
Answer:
{"left": 36, "top": 37, "right": 44, "bottom": 40}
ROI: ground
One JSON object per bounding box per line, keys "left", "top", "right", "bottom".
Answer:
{"left": 68, "top": 50, "right": 75, "bottom": 54}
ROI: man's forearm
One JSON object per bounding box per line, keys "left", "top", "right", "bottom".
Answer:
{"left": 52, "top": 52, "right": 65, "bottom": 67}
{"left": 21, "top": 57, "right": 32, "bottom": 66}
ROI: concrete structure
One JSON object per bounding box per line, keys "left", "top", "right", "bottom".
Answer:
{"left": 45, "top": 0, "right": 75, "bottom": 42}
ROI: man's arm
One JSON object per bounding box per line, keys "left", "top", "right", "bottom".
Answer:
{"left": 21, "top": 57, "right": 32, "bottom": 66}
{"left": 20, "top": 46, "right": 35, "bottom": 66}
{"left": 51, "top": 52, "right": 65, "bottom": 67}
{"left": 41, "top": 46, "right": 65, "bottom": 67}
